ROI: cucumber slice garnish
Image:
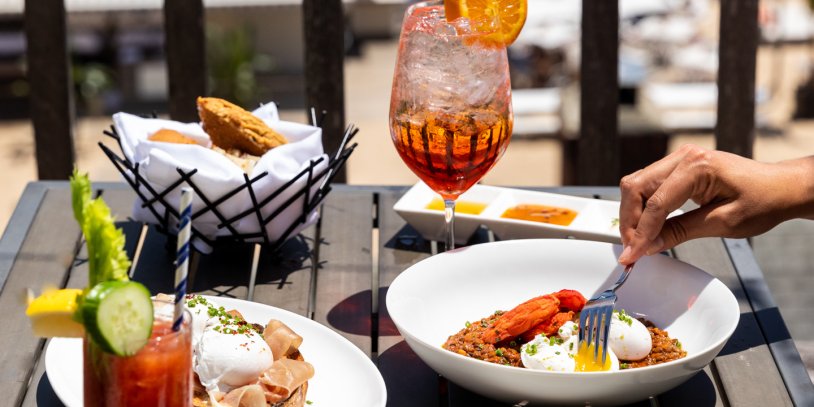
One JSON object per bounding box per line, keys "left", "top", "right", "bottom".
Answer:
{"left": 81, "top": 281, "right": 153, "bottom": 356}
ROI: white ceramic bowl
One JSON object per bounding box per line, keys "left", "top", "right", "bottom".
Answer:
{"left": 386, "top": 239, "right": 739, "bottom": 406}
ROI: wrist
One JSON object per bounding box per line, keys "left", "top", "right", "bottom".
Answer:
{"left": 775, "top": 157, "right": 814, "bottom": 220}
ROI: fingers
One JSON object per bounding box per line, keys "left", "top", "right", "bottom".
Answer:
{"left": 618, "top": 170, "right": 645, "bottom": 247}
{"left": 618, "top": 146, "right": 697, "bottom": 246}
{"left": 637, "top": 168, "right": 698, "bottom": 242}
{"left": 655, "top": 203, "right": 725, "bottom": 251}
{"left": 618, "top": 145, "right": 714, "bottom": 264}
{"left": 618, "top": 174, "right": 696, "bottom": 264}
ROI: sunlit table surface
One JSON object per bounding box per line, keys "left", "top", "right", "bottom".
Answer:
{"left": 2, "top": 182, "right": 812, "bottom": 406}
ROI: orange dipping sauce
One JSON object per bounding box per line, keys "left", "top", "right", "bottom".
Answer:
{"left": 501, "top": 204, "right": 577, "bottom": 226}
{"left": 426, "top": 198, "right": 487, "bottom": 215}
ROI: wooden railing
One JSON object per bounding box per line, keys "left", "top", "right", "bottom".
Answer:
{"left": 578, "top": 0, "right": 619, "bottom": 186}
{"left": 716, "top": 0, "right": 760, "bottom": 159}
{"left": 578, "top": 0, "right": 759, "bottom": 185}
{"left": 23, "top": 0, "right": 346, "bottom": 181}
{"left": 163, "top": 0, "right": 207, "bottom": 123}
{"left": 24, "top": 0, "right": 75, "bottom": 181}
{"left": 24, "top": 0, "right": 756, "bottom": 186}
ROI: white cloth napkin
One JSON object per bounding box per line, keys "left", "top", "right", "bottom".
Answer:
{"left": 112, "top": 103, "right": 328, "bottom": 253}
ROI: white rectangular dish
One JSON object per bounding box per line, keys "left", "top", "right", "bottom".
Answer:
{"left": 393, "top": 182, "right": 671, "bottom": 245}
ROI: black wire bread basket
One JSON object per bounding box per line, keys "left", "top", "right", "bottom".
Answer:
{"left": 99, "top": 111, "right": 358, "bottom": 253}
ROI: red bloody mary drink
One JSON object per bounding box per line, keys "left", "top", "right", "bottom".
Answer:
{"left": 83, "top": 304, "right": 192, "bottom": 407}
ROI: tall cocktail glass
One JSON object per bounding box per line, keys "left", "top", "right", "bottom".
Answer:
{"left": 389, "top": 0, "right": 513, "bottom": 249}
{"left": 83, "top": 299, "right": 192, "bottom": 407}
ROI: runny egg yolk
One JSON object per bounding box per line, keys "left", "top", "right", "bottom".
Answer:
{"left": 574, "top": 342, "right": 613, "bottom": 372}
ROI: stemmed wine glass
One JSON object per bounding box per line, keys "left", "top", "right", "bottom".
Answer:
{"left": 389, "top": 0, "right": 513, "bottom": 250}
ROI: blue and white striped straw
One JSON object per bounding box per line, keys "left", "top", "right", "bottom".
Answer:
{"left": 173, "top": 187, "right": 193, "bottom": 331}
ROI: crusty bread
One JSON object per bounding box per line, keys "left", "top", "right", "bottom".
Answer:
{"left": 149, "top": 129, "right": 198, "bottom": 145}
{"left": 197, "top": 97, "right": 288, "bottom": 156}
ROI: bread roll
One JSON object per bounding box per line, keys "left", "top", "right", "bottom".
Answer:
{"left": 197, "top": 97, "right": 288, "bottom": 156}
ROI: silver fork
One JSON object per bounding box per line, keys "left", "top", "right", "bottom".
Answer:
{"left": 579, "top": 262, "right": 635, "bottom": 363}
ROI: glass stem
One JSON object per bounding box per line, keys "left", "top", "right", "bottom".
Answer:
{"left": 444, "top": 199, "right": 456, "bottom": 251}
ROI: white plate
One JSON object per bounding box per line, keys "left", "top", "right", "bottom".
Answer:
{"left": 45, "top": 296, "right": 387, "bottom": 407}
{"left": 386, "top": 239, "right": 739, "bottom": 406}
{"left": 393, "top": 182, "right": 682, "bottom": 245}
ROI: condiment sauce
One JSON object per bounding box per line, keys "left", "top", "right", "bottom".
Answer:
{"left": 501, "top": 204, "right": 577, "bottom": 226}
{"left": 426, "top": 198, "right": 487, "bottom": 215}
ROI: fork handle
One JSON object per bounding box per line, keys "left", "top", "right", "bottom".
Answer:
{"left": 609, "top": 263, "right": 634, "bottom": 293}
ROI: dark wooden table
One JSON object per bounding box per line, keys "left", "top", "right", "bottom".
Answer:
{"left": 2, "top": 182, "right": 813, "bottom": 407}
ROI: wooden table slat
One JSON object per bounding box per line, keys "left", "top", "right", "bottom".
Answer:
{"left": 20, "top": 337, "right": 63, "bottom": 407}
{"left": 655, "top": 365, "right": 724, "bottom": 407}
{"left": 250, "top": 234, "right": 315, "bottom": 316}
{"left": 0, "top": 187, "right": 81, "bottom": 406}
{"left": 24, "top": 242, "right": 93, "bottom": 407}
{"left": 311, "top": 192, "right": 374, "bottom": 356}
{"left": 127, "top": 225, "right": 183, "bottom": 295}
{"left": 0, "top": 182, "right": 49, "bottom": 293}
{"left": 674, "top": 238, "right": 793, "bottom": 406}
{"left": 377, "top": 189, "right": 440, "bottom": 407}
{"left": 724, "top": 238, "right": 814, "bottom": 406}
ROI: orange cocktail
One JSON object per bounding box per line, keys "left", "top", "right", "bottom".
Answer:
{"left": 391, "top": 109, "right": 511, "bottom": 199}
{"left": 389, "top": 0, "right": 513, "bottom": 249}
{"left": 83, "top": 305, "right": 192, "bottom": 407}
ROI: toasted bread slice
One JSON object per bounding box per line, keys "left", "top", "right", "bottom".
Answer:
{"left": 192, "top": 352, "right": 309, "bottom": 407}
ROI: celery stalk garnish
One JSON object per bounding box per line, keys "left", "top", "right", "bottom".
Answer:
{"left": 70, "top": 170, "right": 132, "bottom": 324}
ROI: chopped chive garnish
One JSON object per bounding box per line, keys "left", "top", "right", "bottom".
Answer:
{"left": 525, "top": 343, "right": 538, "bottom": 356}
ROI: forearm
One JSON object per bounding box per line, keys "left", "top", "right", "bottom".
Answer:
{"left": 776, "top": 156, "right": 814, "bottom": 221}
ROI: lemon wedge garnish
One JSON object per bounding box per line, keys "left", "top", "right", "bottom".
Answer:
{"left": 26, "top": 288, "right": 85, "bottom": 338}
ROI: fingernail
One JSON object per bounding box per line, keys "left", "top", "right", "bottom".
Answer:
{"left": 646, "top": 237, "right": 665, "bottom": 256}
{"left": 618, "top": 246, "right": 632, "bottom": 264}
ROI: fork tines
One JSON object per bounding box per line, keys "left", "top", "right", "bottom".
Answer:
{"left": 579, "top": 263, "right": 634, "bottom": 364}
{"left": 579, "top": 297, "right": 615, "bottom": 364}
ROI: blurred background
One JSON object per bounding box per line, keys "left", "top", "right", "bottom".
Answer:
{"left": 0, "top": 0, "right": 812, "bottom": 379}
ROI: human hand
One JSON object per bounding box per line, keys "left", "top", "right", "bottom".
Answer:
{"left": 617, "top": 144, "right": 814, "bottom": 264}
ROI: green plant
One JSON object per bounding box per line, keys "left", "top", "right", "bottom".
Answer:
{"left": 207, "top": 25, "right": 265, "bottom": 106}
{"left": 73, "top": 62, "right": 115, "bottom": 114}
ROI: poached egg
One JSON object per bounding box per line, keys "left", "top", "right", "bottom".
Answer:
{"left": 184, "top": 295, "right": 274, "bottom": 395}
{"left": 520, "top": 309, "right": 653, "bottom": 372}
{"left": 521, "top": 321, "right": 621, "bottom": 372}
{"left": 194, "top": 320, "right": 273, "bottom": 394}
{"left": 607, "top": 310, "right": 652, "bottom": 361}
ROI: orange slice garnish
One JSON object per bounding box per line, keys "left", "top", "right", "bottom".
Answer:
{"left": 444, "top": 0, "right": 528, "bottom": 45}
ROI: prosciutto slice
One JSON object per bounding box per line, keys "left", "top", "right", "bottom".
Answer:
{"left": 221, "top": 384, "right": 266, "bottom": 407}
{"left": 263, "top": 319, "right": 303, "bottom": 360}
{"left": 217, "top": 319, "right": 313, "bottom": 406}
{"left": 258, "top": 358, "right": 315, "bottom": 403}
